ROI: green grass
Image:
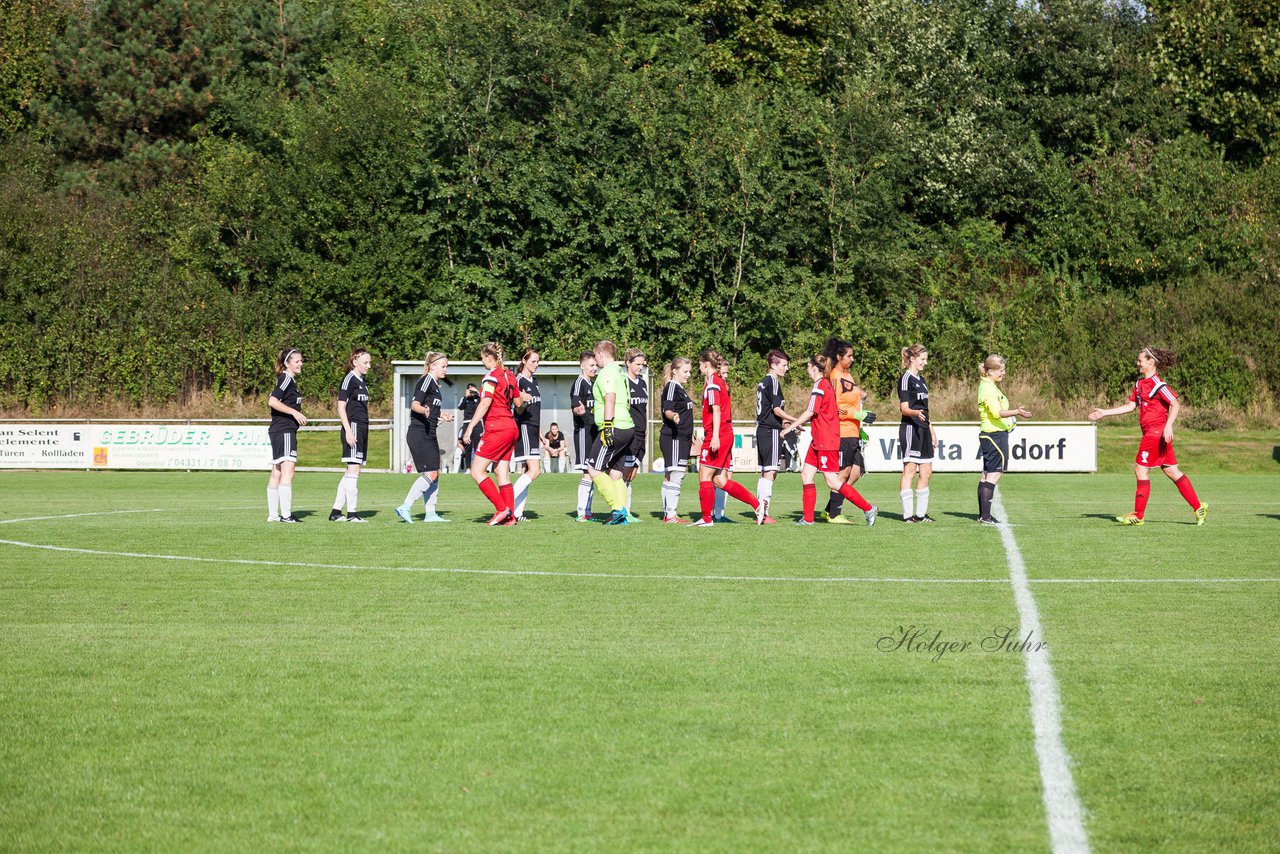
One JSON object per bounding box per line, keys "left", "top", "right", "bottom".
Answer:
{"left": 1, "top": 468, "right": 1277, "bottom": 851}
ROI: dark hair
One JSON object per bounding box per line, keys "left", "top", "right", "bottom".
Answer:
{"left": 698, "top": 349, "right": 727, "bottom": 371}
{"left": 466, "top": 383, "right": 478, "bottom": 390}
{"left": 549, "top": 422, "right": 559, "bottom": 428}
{"left": 766, "top": 349, "right": 790, "bottom": 368}
{"left": 519, "top": 347, "right": 540, "bottom": 372}
{"left": 821, "top": 337, "right": 851, "bottom": 366}
{"left": 579, "top": 350, "right": 595, "bottom": 365}
{"left": 275, "top": 348, "right": 300, "bottom": 374}
{"left": 1141, "top": 347, "right": 1177, "bottom": 370}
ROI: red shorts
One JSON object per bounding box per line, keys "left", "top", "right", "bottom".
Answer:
{"left": 805, "top": 445, "right": 840, "bottom": 473}
{"left": 1135, "top": 430, "right": 1176, "bottom": 468}
{"left": 475, "top": 424, "right": 517, "bottom": 462}
{"left": 699, "top": 436, "right": 734, "bottom": 471}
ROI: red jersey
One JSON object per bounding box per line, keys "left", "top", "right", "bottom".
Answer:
{"left": 480, "top": 366, "right": 519, "bottom": 430}
{"left": 702, "top": 372, "right": 733, "bottom": 435}
{"left": 806, "top": 377, "right": 840, "bottom": 450}
{"left": 1129, "top": 374, "right": 1177, "bottom": 432}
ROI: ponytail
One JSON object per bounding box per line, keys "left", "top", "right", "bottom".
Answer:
{"left": 698, "top": 349, "right": 728, "bottom": 372}
{"left": 518, "top": 347, "right": 540, "bottom": 373}
{"left": 662, "top": 357, "right": 691, "bottom": 387}
{"left": 902, "top": 343, "right": 927, "bottom": 370}
{"left": 346, "top": 347, "right": 369, "bottom": 371}
{"left": 480, "top": 341, "right": 505, "bottom": 363}
{"left": 1142, "top": 347, "right": 1177, "bottom": 370}
{"left": 979, "top": 354, "right": 1006, "bottom": 378}
{"left": 422, "top": 351, "right": 447, "bottom": 373}
{"left": 275, "top": 347, "right": 300, "bottom": 374}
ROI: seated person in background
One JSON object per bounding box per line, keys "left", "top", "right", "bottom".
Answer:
{"left": 542, "top": 422, "right": 567, "bottom": 473}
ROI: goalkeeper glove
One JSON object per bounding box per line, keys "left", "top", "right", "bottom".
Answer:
{"left": 862, "top": 411, "right": 877, "bottom": 425}
{"left": 602, "top": 419, "right": 615, "bottom": 447}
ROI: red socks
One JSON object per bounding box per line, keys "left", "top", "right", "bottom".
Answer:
{"left": 1174, "top": 475, "right": 1200, "bottom": 509}
{"left": 803, "top": 483, "right": 817, "bottom": 522}
{"left": 500, "top": 483, "right": 515, "bottom": 513}
{"left": 699, "top": 481, "right": 715, "bottom": 522}
{"left": 721, "top": 479, "right": 759, "bottom": 510}
{"left": 478, "top": 478, "right": 504, "bottom": 511}
{"left": 1134, "top": 480, "right": 1151, "bottom": 518}
{"left": 839, "top": 484, "right": 871, "bottom": 512}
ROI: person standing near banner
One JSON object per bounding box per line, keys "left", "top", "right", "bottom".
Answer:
{"left": 267, "top": 347, "right": 306, "bottom": 523}
{"left": 975, "top": 354, "right": 1032, "bottom": 525}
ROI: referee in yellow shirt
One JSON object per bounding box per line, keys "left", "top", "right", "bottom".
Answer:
{"left": 977, "top": 355, "right": 1032, "bottom": 525}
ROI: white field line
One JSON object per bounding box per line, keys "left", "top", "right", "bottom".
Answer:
{"left": 993, "top": 490, "right": 1090, "bottom": 854}
{"left": 0, "top": 509, "right": 1277, "bottom": 585}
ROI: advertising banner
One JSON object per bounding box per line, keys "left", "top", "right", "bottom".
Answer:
{"left": 0, "top": 424, "right": 89, "bottom": 468}
{"left": 86, "top": 424, "right": 273, "bottom": 470}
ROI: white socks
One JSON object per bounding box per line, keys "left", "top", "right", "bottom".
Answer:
{"left": 333, "top": 475, "right": 358, "bottom": 512}
{"left": 278, "top": 485, "right": 292, "bottom": 519}
{"left": 577, "top": 476, "right": 594, "bottom": 517}
{"left": 267, "top": 486, "right": 280, "bottom": 519}
{"left": 403, "top": 474, "right": 430, "bottom": 507}
{"left": 422, "top": 476, "right": 439, "bottom": 512}
{"left": 514, "top": 473, "right": 533, "bottom": 517}
{"left": 900, "top": 488, "right": 913, "bottom": 519}
{"left": 915, "top": 488, "right": 930, "bottom": 517}
{"left": 714, "top": 488, "right": 727, "bottom": 518}
{"left": 662, "top": 470, "right": 686, "bottom": 517}
{"left": 625, "top": 482, "right": 633, "bottom": 512}
{"left": 756, "top": 477, "right": 773, "bottom": 506}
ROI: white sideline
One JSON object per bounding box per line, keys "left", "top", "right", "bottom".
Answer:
{"left": 993, "top": 490, "right": 1090, "bottom": 854}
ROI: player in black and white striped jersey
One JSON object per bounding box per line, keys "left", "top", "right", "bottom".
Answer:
{"left": 898, "top": 343, "right": 936, "bottom": 523}
{"left": 621, "top": 348, "right": 649, "bottom": 521}
{"left": 396, "top": 352, "right": 454, "bottom": 523}
{"left": 511, "top": 348, "right": 544, "bottom": 521}
{"left": 330, "top": 348, "right": 372, "bottom": 522}
{"left": 571, "top": 351, "right": 599, "bottom": 521}
{"left": 754, "top": 349, "right": 798, "bottom": 522}
{"left": 658, "top": 357, "right": 695, "bottom": 523}
{"left": 267, "top": 347, "right": 307, "bottom": 522}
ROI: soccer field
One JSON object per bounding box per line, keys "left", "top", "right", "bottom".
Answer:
{"left": 2, "top": 470, "right": 1277, "bottom": 851}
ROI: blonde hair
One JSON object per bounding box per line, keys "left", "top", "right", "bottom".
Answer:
{"left": 422, "top": 351, "right": 447, "bottom": 373}
{"left": 346, "top": 347, "right": 369, "bottom": 370}
{"left": 979, "top": 354, "right": 1006, "bottom": 378}
{"left": 625, "top": 347, "right": 645, "bottom": 366}
{"left": 480, "top": 341, "right": 504, "bottom": 362}
{"left": 594, "top": 339, "right": 618, "bottom": 361}
{"left": 698, "top": 349, "right": 728, "bottom": 372}
{"left": 901, "top": 344, "right": 927, "bottom": 370}
{"left": 662, "top": 357, "right": 691, "bottom": 386}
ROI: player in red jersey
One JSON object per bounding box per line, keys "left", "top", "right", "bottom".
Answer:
{"left": 782, "top": 354, "right": 878, "bottom": 526}
{"left": 1089, "top": 346, "right": 1207, "bottom": 526}
{"left": 692, "top": 349, "right": 766, "bottom": 526}
{"left": 460, "top": 341, "right": 531, "bottom": 526}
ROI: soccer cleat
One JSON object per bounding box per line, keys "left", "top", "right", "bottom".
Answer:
{"left": 576, "top": 514, "right": 594, "bottom": 523}
{"left": 267, "top": 515, "right": 281, "bottom": 523}
{"left": 1115, "top": 513, "right": 1145, "bottom": 526}
{"left": 758, "top": 515, "right": 777, "bottom": 524}
{"left": 690, "top": 518, "right": 715, "bottom": 527}
{"left": 394, "top": 505, "right": 415, "bottom": 524}
{"left": 279, "top": 515, "right": 302, "bottom": 523}
{"left": 501, "top": 515, "right": 518, "bottom": 526}
{"left": 916, "top": 514, "right": 936, "bottom": 523}
{"left": 712, "top": 515, "right": 733, "bottom": 524}
{"left": 903, "top": 516, "right": 921, "bottom": 524}
{"left": 1194, "top": 503, "right": 1208, "bottom": 526}
{"left": 329, "top": 509, "right": 346, "bottom": 522}
{"left": 865, "top": 505, "right": 878, "bottom": 527}
{"left": 487, "top": 508, "right": 512, "bottom": 527}
{"left": 978, "top": 515, "right": 1000, "bottom": 526}
{"left": 345, "top": 513, "right": 367, "bottom": 523}
{"left": 627, "top": 511, "right": 643, "bottom": 523}
{"left": 422, "top": 512, "right": 450, "bottom": 523}
{"left": 826, "top": 514, "right": 854, "bottom": 525}
{"left": 795, "top": 519, "right": 815, "bottom": 526}
{"left": 755, "top": 499, "right": 768, "bottom": 525}
{"left": 820, "top": 511, "right": 831, "bottom": 522}
{"left": 663, "top": 516, "right": 688, "bottom": 524}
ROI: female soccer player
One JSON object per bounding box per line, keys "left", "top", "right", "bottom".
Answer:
{"left": 783, "top": 354, "right": 878, "bottom": 526}
{"left": 823, "top": 338, "right": 877, "bottom": 523}
{"left": 659, "top": 358, "right": 695, "bottom": 523}
{"left": 622, "top": 348, "right": 649, "bottom": 521}
{"left": 511, "top": 348, "right": 543, "bottom": 521}
{"left": 395, "top": 351, "right": 454, "bottom": 523}
{"left": 267, "top": 347, "right": 307, "bottom": 523}
{"left": 542, "top": 423, "right": 566, "bottom": 473}
{"left": 572, "top": 351, "right": 599, "bottom": 521}
{"left": 898, "top": 344, "right": 935, "bottom": 523}
{"left": 976, "top": 355, "right": 1032, "bottom": 525}
{"left": 754, "top": 349, "right": 797, "bottom": 522}
{"left": 330, "top": 348, "right": 372, "bottom": 523}
{"left": 460, "top": 342, "right": 528, "bottom": 526}
{"left": 1088, "top": 347, "right": 1207, "bottom": 525}
{"left": 692, "top": 350, "right": 764, "bottom": 526}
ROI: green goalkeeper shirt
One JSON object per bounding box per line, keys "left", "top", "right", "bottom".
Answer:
{"left": 593, "top": 362, "right": 636, "bottom": 430}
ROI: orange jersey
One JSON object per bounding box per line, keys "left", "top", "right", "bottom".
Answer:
{"left": 831, "top": 367, "right": 863, "bottom": 438}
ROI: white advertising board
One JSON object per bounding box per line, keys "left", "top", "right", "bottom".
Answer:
{"left": 86, "top": 424, "right": 273, "bottom": 470}
{"left": 0, "top": 424, "right": 89, "bottom": 468}
{"left": 658, "top": 422, "right": 1096, "bottom": 473}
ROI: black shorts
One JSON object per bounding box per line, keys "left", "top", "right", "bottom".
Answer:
{"left": 980, "top": 430, "right": 1009, "bottom": 474}
{"left": 899, "top": 421, "right": 935, "bottom": 463}
{"left": 341, "top": 421, "right": 368, "bottom": 465}
{"left": 839, "top": 436, "right": 865, "bottom": 472}
{"left": 573, "top": 424, "right": 599, "bottom": 471}
{"left": 513, "top": 423, "right": 540, "bottom": 463}
{"left": 270, "top": 430, "right": 298, "bottom": 465}
{"left": 756, "top": 426, "right": 781, "bottom": 472}
{"left": 623, "top": 432, "right": 647, "bottom": 469}
{"left": 406, "top": 428, "right": 441, "bottom": 473}
{"left": 589, "top": 427, "right": 635, "bottom": 473}
{"left": 661, "top": 431, "right": 692, "bottom": 470}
